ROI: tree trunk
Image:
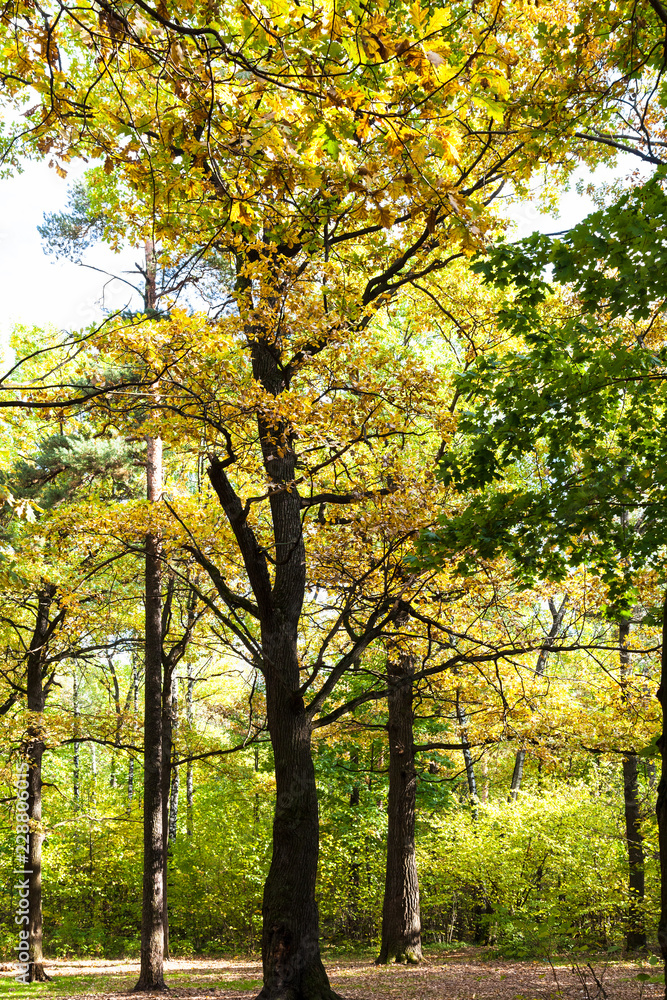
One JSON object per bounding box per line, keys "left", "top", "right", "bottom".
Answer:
{"left": 106, "top": 652, "right": 123, "bottom": 788}
{"left": 161, "top": 657, "right": 174, "bottom": 960}
{"left": 24, "top": 584, "right": 56, "bottom": 982}
{"left": 479, "top": 756, "right": 489, "bottom": 803}
{"left": 510, "top": 595, "right": 568, "bottom": 800}
{"left": 134, "top": 433, "right": 166, "bottom": 991}
{"left": 90, "top": 743, "right": 97, "bottom": 803}
{"left": 73, "top": 666, "right": 80, "bottom": 810}
{"left": 128, "top": 658, "right": 139, "bottom": 808}
{"left": 186, "top": 662, "right": 194, "bottom": 838}
{"left": 620, "top": 618, "right": 646, "bottom": 951}
{"left": 509, "top": 750, "right": 525, "bottom": 801}
{"left": 656, "top": 588, "right": 667, "bottom": 993}
{"left": 377, "top": 653, "right": 422, "bottom": 965}
{"left": 204, "top": 320, "right": 343, "bottom": 999}
{"left": 169, "top": 673, "right": 179, "bottom": 843}
{"left": 257, "top": 631, "right": 341, "bottom": 1000}
{"left": 456, "top": 692, "right": 478, "bottom": 820}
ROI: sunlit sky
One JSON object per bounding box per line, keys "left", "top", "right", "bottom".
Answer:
{"left": 0, "top": 155, "right": 640, "bottom": 343}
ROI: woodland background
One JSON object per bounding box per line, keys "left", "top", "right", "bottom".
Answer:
{"left": 0, "top": 0, "right": 666, "bottom": 997}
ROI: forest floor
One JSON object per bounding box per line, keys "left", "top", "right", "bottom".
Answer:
{"left": 0, "top": 948, "right": 662, "bottom": 1000}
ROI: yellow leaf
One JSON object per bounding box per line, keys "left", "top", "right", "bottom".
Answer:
{"left": 410, "top": 1, "right": 423, "bottom": 35}
{"left": 426, "top": 9, "right": 450, "bottom": 35}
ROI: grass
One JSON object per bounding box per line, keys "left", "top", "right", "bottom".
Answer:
{"left": 0, "top": 976, "right": 123, "bottom": 998}
{"left": 0, "top": 968, "right": 266, "bottom": 997}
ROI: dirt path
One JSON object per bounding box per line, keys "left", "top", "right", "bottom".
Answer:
{"left": 0, "top": 951, "right": 661, "bottom": 999}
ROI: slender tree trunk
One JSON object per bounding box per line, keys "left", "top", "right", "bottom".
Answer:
{"left": 456, "top": 692, "right": 478, "bottom": 820}
{"left": 169, "top": 673, "right": 179, "bottom": 843}
{"left": 620, "top": 618, "right": 646, "bottom": 951}
{"left": 106, "top": 652, "right": 123, "bottom": 788}
{"left": 348, "top": 751, "right": 360, "bottom": 937}
{"left": 129, "top": 659, "right": 139, "bottom": 807}
{"left": 161, "top": 657, "right": 174, "bottom": 960}
{"left": 479, "top": 756, "right": 489, "bottom": 803}
{"left": 377, "top": 652, "right": 422, "bottom": 965}
{"left": 656, "top": 589, "right": 667, "bottom": 994}
{"left": 169, "top": 766, "right": 179, "bottom": 842}
{"left": 24, "top": 584, "right": 56, "bottom": 983}
{"left": 73, "top": 667, "right": 80, "bottom": 810}
{"left": 90, "top": 743, "right": 97, "bottom": 803}
{"left": 186, "top": 664, "right": 194, "bottom": 838}
{"left": 510, "top": 595, "right": 568, "bottom": 800}
{"left": 509, "top": 750, "right": 525, "bottom": 800}
{"left": 134, "top": 432, "right": 166, "bottom": 991}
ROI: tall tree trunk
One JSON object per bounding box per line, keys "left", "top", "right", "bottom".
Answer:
{"left": 169, "top": 673, "right": 179, "bottom": 843}
{"left": 90, "top": 743, "right": 97, "bottom": 803}
{"left": 208, "top": 464, "right": 341, "bottom": 997}
{"left": 620, "top": 618, "right": 646, "bottom": 951}
{"left": 258, "top": 633, "right": 336, "bottom": 999}
{"left": 348, "top": 751, "right": 360, "bottom": 938}
{"left": 509, "top": 750, "right": 525, "bottom": 801}
{"left": 456, "top": 691, "right": 478, "bottom": 820}
{"left": 134, "top": 431, "right": 166, "bottom": 991}
{"left": 128, "top": 658, "right": 139, "bottom": 808}
{"left": 24, "top": 584, "right": 56, "bottom": 982}
{"left": 203, "top": 309, "right": 345, "bottom": 999}
{"left": 73, "top": 666, "right": 80, "bottom": 810}
{"left": 186, "top": 663, "right": 194, "bottom": 838}
{"left": 510, "top": 595, "right": 568, "bottom": 800}
{"left": 656, "top": 589, "right": 667, "bottom": 993}
{"left": 479, "top": 756, "right": 489, "bottom": 803}
{"left": 105, "top": 652, "right": 123, "bottom": 788}
{"left": 161, "top": 656, "right": 174, "bottom": 960}
{"left": 377, "top": 652, "right": 422, "bottom": 965}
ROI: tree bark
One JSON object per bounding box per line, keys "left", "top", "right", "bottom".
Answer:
{"left": 24, "top": 583, "right": 56, "bottom": 982}
{"left": 258, "top": 630, "right": 339, "bottom": 1000}
{"left": 656, "top": 589, "right": 667, "bottom": 994}
{"left": 377, "top": 653, "right": 422, "bottom": 965}
{"left": 620, "top": 618, "right": 646, "bottom": 951}
{"left": 133, "top": 433, "right": 166, "bottom": 991}
{"left": 510, "top": 595, "right": 567, "bottom": 800}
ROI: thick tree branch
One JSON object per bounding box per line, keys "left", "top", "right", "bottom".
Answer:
{"left": 207, "top": 456, "right": 273, "bottom": 617}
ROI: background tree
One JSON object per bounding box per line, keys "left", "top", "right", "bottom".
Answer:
{"left": 416, "top": 179, "right": 667, "bottom": 956}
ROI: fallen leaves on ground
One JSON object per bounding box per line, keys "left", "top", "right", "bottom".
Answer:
{"left": 0, "top": 948, "right": 662, "bottom": 1000}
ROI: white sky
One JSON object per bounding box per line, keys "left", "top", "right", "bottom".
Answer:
{"left": 0, "top": 156, "right": 639, "bottom": 341}
{"left": 0, "top": 160, "right": 141, "bottom": 341}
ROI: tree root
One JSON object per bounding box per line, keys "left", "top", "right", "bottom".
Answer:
{"left": 254, "top": 990, "right": 345, "bottom": 1000}
{"left": 29, "top": 965, "right": 52, "bottom": 983}
{"left": 376, "top": 944, "right": 422, "bottom": 965}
